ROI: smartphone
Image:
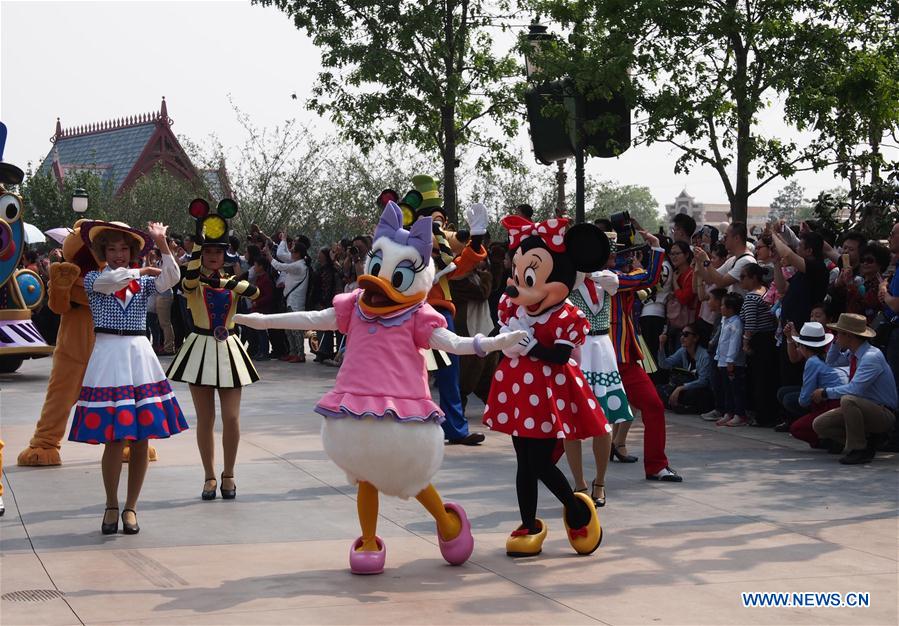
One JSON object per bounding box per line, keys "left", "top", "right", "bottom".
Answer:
{"left": 842, "top": 253, "right": 850, "bottom": 268}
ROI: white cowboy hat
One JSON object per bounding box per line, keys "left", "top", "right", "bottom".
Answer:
{"left": 791, "top": 321, "right": 834, "bottom": 348}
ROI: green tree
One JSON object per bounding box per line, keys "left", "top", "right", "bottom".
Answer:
{"left": 254, "top": 0, "right": 522, "bottom": 223}
{"left": 587, "top": 181, "right": 662, "bottom": 231}
{"left": 19, "top": 168, "right": 114, "bottom": 232}
{"left": 768, "top": 180, "right": 807, "bottom": 224}
{"left": 526, "top": 0, "right": 842, "bottom": 225}
{"left": 113, "top": 164, "right": 209, "bottom": 239}
{"left": 783, "top": 2, "right": 899, "bottom": 235}
{"left": 462, "top": 155, "right": 560, "bottom": 233}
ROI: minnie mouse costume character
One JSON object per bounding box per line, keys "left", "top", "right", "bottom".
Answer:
{"left": 484, "top": 215, "right": 612, "bottom": 557}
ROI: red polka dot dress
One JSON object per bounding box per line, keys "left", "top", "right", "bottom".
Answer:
{"left": 483, "top": 296, "right": 610, "bottom": 440}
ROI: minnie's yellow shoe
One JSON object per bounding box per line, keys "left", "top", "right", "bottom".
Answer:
{"left": 505, "top": 519, "right": 547, "bottom": 557}
{"left": 563, "top": 492, "right": 602, "bottom": 555}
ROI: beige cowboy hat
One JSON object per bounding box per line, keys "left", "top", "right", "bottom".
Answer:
{"left": 826, "top": 313, "right": 876, "bottom": 339}
{"left": 80, "top": 220, "right": 152, "bottom": 258}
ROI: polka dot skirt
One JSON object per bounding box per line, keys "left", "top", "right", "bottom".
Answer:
{"left": 69, "top": 381, "right": 188, "bottom": 444}
{"left": 483, "top": 301, "right": 610, "bottom": 440}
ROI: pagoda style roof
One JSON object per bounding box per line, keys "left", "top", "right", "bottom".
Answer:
{"left": 37, "top": 97, "right": 200, "bottom": 195}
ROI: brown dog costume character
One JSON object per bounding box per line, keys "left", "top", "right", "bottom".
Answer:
{"left": 17, "top": 221, "right": 156, "bottom": 465}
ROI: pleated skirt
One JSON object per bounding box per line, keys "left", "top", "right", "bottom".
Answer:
{"left": 167, "top": 332, "right": 259, "bottom": 388}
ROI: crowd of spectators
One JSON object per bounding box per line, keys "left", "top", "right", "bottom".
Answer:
{"left": 20, "top": 209, "right": 899, "bottom": 467}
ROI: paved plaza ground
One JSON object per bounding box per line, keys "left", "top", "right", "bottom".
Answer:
{"left": 1, "top": 356, "right": 897, "bottom": 625}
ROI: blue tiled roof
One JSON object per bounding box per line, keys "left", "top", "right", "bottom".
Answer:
{"left": 37, "top": 124, "right": 156, "bottom": 192}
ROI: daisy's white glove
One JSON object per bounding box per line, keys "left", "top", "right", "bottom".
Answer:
{"left": 233, "top": 313, "right": 268, "bottom": 329}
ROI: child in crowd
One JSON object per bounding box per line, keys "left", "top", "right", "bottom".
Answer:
{"left": 780, "top": 321, "right": 847, "bottom": 447}
{"left": 701, "top": 288, "right": 729, "bottom": 421}
{"left": 715, "top": 293, "right": 748, "bottom": 426}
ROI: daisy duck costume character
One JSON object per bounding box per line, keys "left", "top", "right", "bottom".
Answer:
{"left": 69, "top": 220, "right": 189, "bottom": 535}
{"left": 234, "top": 201, "right": 527, "bottom": 575}
{"left": 484, "top": 215, "right": 612, "bottom": 558}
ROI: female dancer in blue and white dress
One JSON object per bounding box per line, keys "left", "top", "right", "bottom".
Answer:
{"left": 565, "top": 262, "right": 635, "bottom": 507}
{"left": 69, "top": 221, "right": 189, "bottom": 535}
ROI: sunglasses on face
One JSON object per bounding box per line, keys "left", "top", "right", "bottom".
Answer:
{"left": 681, "top": 331, "right": 697, "bottom": 337}
{"left": 861, "top": 257, "right": 876, "bottom": 264}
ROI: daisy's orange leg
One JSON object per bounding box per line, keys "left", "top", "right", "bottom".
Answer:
{"left": 415, "top": 484, "right": 460, "bottom": 541}
{"left": 356, "top": 481, "right": 380, "bottom": 552}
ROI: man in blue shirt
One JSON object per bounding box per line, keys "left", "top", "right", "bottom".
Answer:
{"left": 811, "top": 313, "right": 898, "bottom": 465}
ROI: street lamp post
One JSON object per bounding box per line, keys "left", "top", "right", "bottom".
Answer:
{"left": 524, "top": 22, "right": 585, "bottom": 224}
{"left": 524, "top": 21, "right": 631, "bottom": 225}
{"left": 71, "top": 188, "right": 88, "bottom": 214}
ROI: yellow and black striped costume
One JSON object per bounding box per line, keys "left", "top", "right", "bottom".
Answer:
{"left": 167, "top": 244, "right": 260, "bottom": 388}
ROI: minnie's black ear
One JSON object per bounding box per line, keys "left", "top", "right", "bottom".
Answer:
{"left": 565, "top": 223, "right": 610, "bottom": 272}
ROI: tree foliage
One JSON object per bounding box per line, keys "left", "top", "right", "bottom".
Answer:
{"left": 587, "top": 181, "right": 662, "bottom": 231}
{"left": 19, "top": 167, "right": 114, "bottom": 232}
{"left": 524, "top": 0, "right": 871, "bottom": 224}
{"left": 188, "top": 107, "right": 440, "bottom": 251}
{"left": 768, "top": 180, "right": 807, "bottom": 224}
{"left": 784, "top": 2, "right": 899, "bottom": 187}
{"left": 254, "top": 0, "right": 523, "bottom": 223}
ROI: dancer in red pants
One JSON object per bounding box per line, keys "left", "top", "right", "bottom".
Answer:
{"left": 609, "top": 228, "right": 683, "bottom": 482}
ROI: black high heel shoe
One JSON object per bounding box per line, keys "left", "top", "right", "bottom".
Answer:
{"left": 610, "top": 443, "right": 639, "bottom": 463}
{"left": 592, "top": 482, "right": 606, "bottom": 508}
{"left": 121, "top": 508, "right": 140, "bottom": 535}
{"left": 201, "top": 477, "right": 217, "bottom": 501}
{"left": 101, "top": 507, "right": 119, "bottom": 535}
{"left": 220, "top": 473, "right": 236, "bottom": 500}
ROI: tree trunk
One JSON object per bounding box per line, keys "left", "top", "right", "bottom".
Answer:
{"left": 442, "top": 0, "right": 458, "bottom": 226}
{"left": 731, "top": 17, "right": 750, "bottom": 226}
{"left": 441, "top": 107, "right": 457, "bottom": 227}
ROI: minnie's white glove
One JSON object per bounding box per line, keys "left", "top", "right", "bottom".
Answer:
{"left": 465, "top": 203, "right": 488, "bottom": 236}
{"left": 481, "top": 330, "right": 529, "bottom": 355}
{"left": 502, "top": 327, "right": 537, "bottom": 358}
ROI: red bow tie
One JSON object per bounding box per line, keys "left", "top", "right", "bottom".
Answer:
{"left": 114, "top": 280, "right": 141, "bottom": 302}
{"left": 501, "top": 215, "right": 570, "bottom": 252}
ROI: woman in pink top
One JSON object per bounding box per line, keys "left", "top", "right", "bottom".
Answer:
{"left": 236, "top": 200, "right": 524, "bottom": 575}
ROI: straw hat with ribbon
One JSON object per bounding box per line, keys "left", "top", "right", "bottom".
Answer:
{"left": 80, "top": 221, "right": 153, "bottom": 258}
{"left": 790, "top": 322, "right": 834, "bottom": 348}
{"left": 827, "top": 313, "right": 876, "bottom": 339}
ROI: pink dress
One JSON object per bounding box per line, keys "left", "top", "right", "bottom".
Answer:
{"left": 315, "top": 290, "right": 447, "bottom": 422}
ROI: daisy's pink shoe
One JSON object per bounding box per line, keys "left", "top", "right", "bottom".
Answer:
{"left": 349, "top": 536, "right": 386, "bottom": 575}
{"left": 438, "top": 502, "right": 474, "bottom": 565}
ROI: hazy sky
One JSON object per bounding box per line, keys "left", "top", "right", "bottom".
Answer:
{"left": 1, "top": 0, "right": 887, "bottom": 212}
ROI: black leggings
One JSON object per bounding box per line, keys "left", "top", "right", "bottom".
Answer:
{"left": 512, "top": 436, "right": 590, "bottom": 533}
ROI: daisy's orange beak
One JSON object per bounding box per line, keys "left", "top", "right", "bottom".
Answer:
{"left": 358, "top": 274, "right": 425, "bottom": 316}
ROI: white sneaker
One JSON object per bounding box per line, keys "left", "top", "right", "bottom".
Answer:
{"left": 716, "top": 413, "right": 733, "bottom": 426}
{"left": 727, "top": 415, "right": 751, "bottom": 427}
{"left": 701, "top": 409, "right": 723, "bottom": 421}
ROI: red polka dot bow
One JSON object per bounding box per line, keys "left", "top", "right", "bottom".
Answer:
{"left": 501, "top": 215, "right": 570, "bottom": 252}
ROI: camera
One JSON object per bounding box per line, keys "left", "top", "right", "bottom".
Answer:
{"left": 610, "top": 211, "right": 638, "bottom": 248}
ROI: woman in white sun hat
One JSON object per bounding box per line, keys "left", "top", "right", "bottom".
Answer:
{"left": 783, "top": 321, "right": 847, "bottom": 448}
